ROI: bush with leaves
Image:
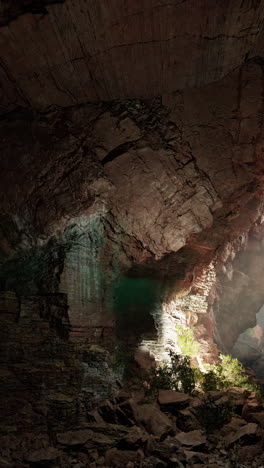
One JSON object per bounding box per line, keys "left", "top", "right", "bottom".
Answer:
{"left": 175, "top": 324, "right": 200, "bottom": 358}
{"left": 147, "top": 351, "right": 196, "bottom": 395}
{"left": 200, "top": 354, "right": 260, "bottom": 393}
{"left": 145, "top": 350, "right": 262, "bottom": 398}
{"left": 195, "top": 394, "right": 235, "bottom": 432}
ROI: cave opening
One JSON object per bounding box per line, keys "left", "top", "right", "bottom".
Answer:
{"left": 232, "top": 305, "right": 264, "bottom": 379}
{"left": 113, "top": 276, "right": 162, "bottom": 343}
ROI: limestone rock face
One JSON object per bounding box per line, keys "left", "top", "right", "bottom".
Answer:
{"left": 213, "top": 223, "right": 264, "bottom": 353}
{"left": 1, "top": 59, "right": 264, "bottom": 356}
{"left": 2, "top": 3, "right": 264, "bottom": 464}
{"left": 1, "top": 0, "right": 264, "bottom": 112}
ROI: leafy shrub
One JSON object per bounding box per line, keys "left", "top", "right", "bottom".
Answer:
{"left": 175, "top": 324, "right": 200, "bottom": 358}
{"left": 200, "top": 354, "right": 259, "bottom": 393}
{"left": 145, "top": 351, "right": 261, "bottom": 397}
{"left": 195, "top": 394, "right": 235, "bottom": 432}
{"left": 199, "top": 368, "right": 222, "bottom": 392}
{"left": 147, "top": 351, "right": 196, "bottom": 395}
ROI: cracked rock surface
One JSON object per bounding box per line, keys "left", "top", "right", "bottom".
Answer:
{"left": 1, "top": 0, "right": 264, "bottom": 111}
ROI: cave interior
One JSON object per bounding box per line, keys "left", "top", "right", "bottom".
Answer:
{"left": 2, "top": 1, "right": 264, "bottom": 467}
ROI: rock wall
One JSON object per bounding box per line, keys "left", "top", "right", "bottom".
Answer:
{"left": 1, "top": 62, "right": 264, "bottom": 353}
{"left": 1, "top": 0, "right": 264, "bottom": 111}
{"left": 1, "top": 56, "right": 264, "bottom": 463}
{"left": 213, "top": 219, "right": 264, "bottom": 353}
{"left": 0, "top": 290, "right": 120, "bottom": 463}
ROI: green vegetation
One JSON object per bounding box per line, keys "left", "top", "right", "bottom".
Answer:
{"left": 194, "top": 394, "right": 235, "bottom": 432}
{"left": 147, "top": 352, "right": 196, "bottom": 395}
{"left": 175, "top": 324, "right": 200, "bottom": 358}
{"left": 199, "top": 354, "right": 260, "bottom": 392}
{"left": 145, "top": 351, "right": 261, "bottom": 396}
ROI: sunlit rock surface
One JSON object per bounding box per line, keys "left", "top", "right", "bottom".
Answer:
{"left": 233, "top": 305, "right": 264, "bottom": 379}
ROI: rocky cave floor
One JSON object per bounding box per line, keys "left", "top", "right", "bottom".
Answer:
{"left": 4, "top": 383, "right": 264, "bottom": 468}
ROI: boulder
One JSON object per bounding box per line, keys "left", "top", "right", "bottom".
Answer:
{"left": 85, "top": 422, "right": 131, "bottom": 437}
{"left": 26, "top": 447, "right": 61, "bottom": 466}
{"left": 56, "top": 429, "right": 93, "bottom": 446}
{"left": 136, "top": 404, "right": 174, "bottom": 437}
{"left": 115, "top": 406, "right": 135, "bottom": 427}
{"left": 134, "top": 346, "right": 156, "bottom": 371}
{"left": 206, "top": 391, "right": 225, "bottom": 401}
{"left": 184, "top": 450, "right": 209, "bottom": 464}
{"left": 118, "top": 398, "right": 138, "bottom": 422}
{"left": 85, "top": 432, "right": 116, "bottom": 449}
{"left": 158, "top": 390, "right": 190, "bottom": 407}
{"left": 238, "top": 444, "right": 262, "bottom": 462}
{"left": 105, "top": 448, "right": 142, "bottom": 467}
{"left": 220, "top": 417, "right": 247, "bottom": 436}
{"left": 224, "top": 422, "right": 259, "bottom": 446}
{"left": 117, "top": 425, "right": 149, "bottom": 449}
{"left": 242, "top": 396, "right": 263, "bottom": 420}
{"left": 226, "top": 387, "right": 250, "bottom": 398}
{"left": 175, "top": 430, "right": 207, "bottom": 448}
{"left": 143, "top": 456, "right": 167, "bottom": 467}
{"left": 176, "top": 409, "right": 200, "bottom": 431}
{"left": 251, "top": 411, "right": 264, "bottom": 428}
{"left": 115, "top": 391, "right": 131, "bottom": 403}
{"left": 189, "top": 397, "right": 204, "bottom": 410}
{"left": 98, "top": 400, "right": 117, "bottom": 423}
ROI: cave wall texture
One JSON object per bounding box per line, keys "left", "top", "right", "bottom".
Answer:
{"left": 2, "top": 0, "right": 264, "bottom": 462}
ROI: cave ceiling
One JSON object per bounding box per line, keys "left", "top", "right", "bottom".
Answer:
{"left": 1, "top": 0, "right": 264, "bottom": 112}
